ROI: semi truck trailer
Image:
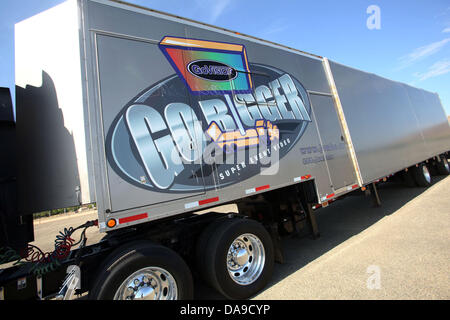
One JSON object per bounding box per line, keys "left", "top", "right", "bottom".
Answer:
{"left": 1, "top": 0, "right": 449, "bottom": 300}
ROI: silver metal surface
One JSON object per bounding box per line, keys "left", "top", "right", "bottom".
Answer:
{"left": 323, "top": 58, "right": 363, "bottom": 188}
{"left": 227, "top": 233, "right": 265, "bottom": 285}
{"left": 329, "top": 60, "right": 450, "bottom": 184}
{"left": 86, "top": 0, "right": 334, "bottom": 223}
{"left": 113, "top": 267, "right": 178, "bottom": 300}
{"left": 309, "top": 94, "right": 357, "bottom": 190}
{"left": 96, "top": 0, "right": 324, "bottom": 61}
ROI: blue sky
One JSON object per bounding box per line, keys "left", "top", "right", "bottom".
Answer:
{"left": 1, "top": 0, "right": 450, "bottom": 116}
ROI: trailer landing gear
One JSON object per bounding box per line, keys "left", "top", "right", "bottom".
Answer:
{"left": 370, "top": 182, "right": 382, "bottom": 207}
{"left": 299, "top": 200, "right": 320, "bottom": 239}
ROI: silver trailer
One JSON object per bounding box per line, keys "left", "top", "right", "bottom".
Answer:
{"left": 1, "top": 0, "right": 449, "bottom": 300}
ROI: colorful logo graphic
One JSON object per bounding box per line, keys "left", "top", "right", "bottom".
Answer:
{"left": 159, "top": 36, "right": 253, "bottom": 95}
{"left": 107, "top": 37, "right": 312, "bottom": 193}
{"left": 187, "top": 60, "right": 238, "bottom": 82}
{"left": 207, "top": 120, "right": 279, "bottom": 152}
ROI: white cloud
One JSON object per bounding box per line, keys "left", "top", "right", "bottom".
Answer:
{"left": 397, "top": 38, "right": 450, "bottom": 69}
{"left": 414, "top": 59, "right": 450, "bottom": 81}
{"left": 195, "top": 0, "right": 232, "bottom": 24}
{"left": 435, "top": 6, "right": 450, "bottom": 19}
{"left": 443, "top": 27, "right": 450, "bottom": 33}
{"left": 260, "top": 19, "right": 289, "bottom": 37}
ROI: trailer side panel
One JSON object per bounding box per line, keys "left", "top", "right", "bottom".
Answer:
{"left": 329, "top": 60, "right": 450, "bottom": 183}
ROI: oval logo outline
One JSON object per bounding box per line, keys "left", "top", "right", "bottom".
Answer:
{"left": 187, "top": 60, "right": 238, "bottom": 82}
{"left": 107, "top": 64, "right": 312, "bottom": 194}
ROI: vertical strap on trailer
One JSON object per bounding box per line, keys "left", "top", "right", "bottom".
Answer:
{"left": 305, "top": 203, "right": 320, "bottom": 240}
{"left": 370, "top": 182, "right": 382, "bottom": 207}
{"left": 296, "top": 187, "right": 320, "bottom": 239}
{"left": 323, "top": 58, "right": 363, "bottom": 188}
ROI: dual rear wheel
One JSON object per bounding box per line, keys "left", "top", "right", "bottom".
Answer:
{"left": 410, "top": 163, "right": 432, "bottom": 187}
{"left": 196, "top": 217, "right": 274, "bottom": 300}
{"left": 89, "top": 241, "right": 193, "bottom": 300}
{"left": 89, "top": 217, "right": 274, "bottom": 300}
{"left": 435, "top": 155, "right": 449, "bottom": 176}
{"left": 407, "top": 155, "right": 449, "bottom": 188}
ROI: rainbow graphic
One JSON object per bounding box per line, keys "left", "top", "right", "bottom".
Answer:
{"left": 159, "top": 36, "right": 253, "bottom": 95}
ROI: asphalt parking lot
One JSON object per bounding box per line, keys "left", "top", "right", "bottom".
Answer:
{"left": 30, "top": 175, "right": 450, "bottom": 300}
{"left": 252, "top": 175, "right": 450, "bottom": 300}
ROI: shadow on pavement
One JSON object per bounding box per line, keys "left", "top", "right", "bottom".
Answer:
{"left": 194, "top": 175, "right": 447, "bottom": 300}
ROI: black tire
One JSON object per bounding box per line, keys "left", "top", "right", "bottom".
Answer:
{"left": 89, "top": 241, "right": 193, "bottom": 300}
{"left": 411, "top": 163, "right": 432, "bottom": 187}
{"left": 195, "top": 216, "right": 230, "bottom": 276}
{"left": 435, "top": 155, "right": 450, "bottom": 175}
{"left": 196, "top": 218, "right": 274, "bottom": 300}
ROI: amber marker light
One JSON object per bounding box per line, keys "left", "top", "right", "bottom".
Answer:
{"left": 107, "top": 219, "right": 117, "bottom": 228}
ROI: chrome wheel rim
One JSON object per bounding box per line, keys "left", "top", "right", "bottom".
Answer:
{"left": 114, "top": 267, "right": 177, "bottom": 300}
{"left": 423, "top": 165, "right": 431, "bottom": 183}
{"left": 227, "top": 233, "right": 265, "bottom": 285}
{"left": 444, "top": 158, "right": 449, "bottom": 172}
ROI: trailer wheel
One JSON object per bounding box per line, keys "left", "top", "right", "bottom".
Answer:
{"left": 89, "top": 241, "right": 193, "bottom": 300}
{"left": 435, "top": 155, "right": 450, "bottom": 175}
{"left": 411, "top": 163, "right": 432, "bottom": 187}
{"left": 196, "top": 218, "right": 274, "bottom": 299}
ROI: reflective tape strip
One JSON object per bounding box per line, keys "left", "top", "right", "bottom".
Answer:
{"left": 119, "top": 213, "right": 148, "bottom": 224}
{"left": 185, "top": 197, "right": 219, "bottom": 209}
{"left": 246, "top": 185, "right": 270, "bottom": 195}
{"left": 314, "top": 198, "right": 336, "bottom": 209}
{"left": 256, "top": 185, "right": 270, "bottom": 192}
{"left": 294, "top": 174, "right": 312, "bottom": 182}
{"left": 185, "top": 201, "right": 199, "bottom": 209}
{"left": 347, "top": 184, "right": 359, "bottom": 191}
{"left": 199, "top": 197, "right": 219, "bottom": 206}
{"left": 322, "top": 193, "right": 335, "bottom": 201}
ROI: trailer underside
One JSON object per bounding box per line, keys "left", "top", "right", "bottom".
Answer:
{"left": 1, "top": 152, "right": 449, "bottom": 300}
